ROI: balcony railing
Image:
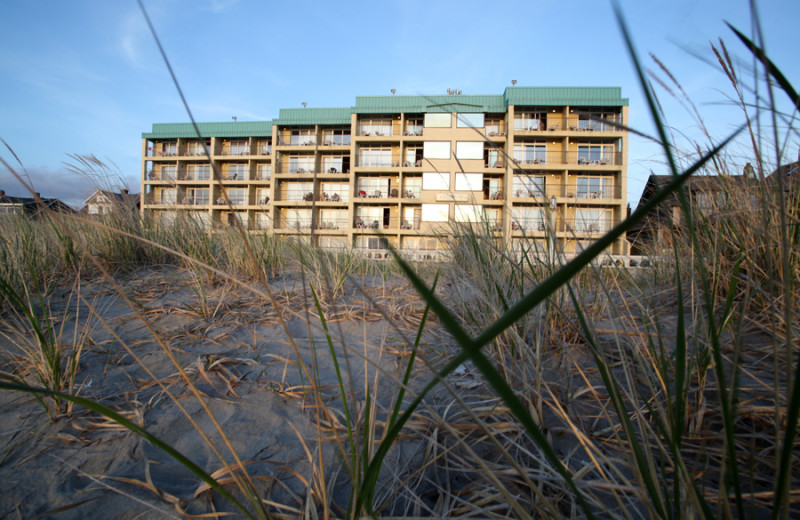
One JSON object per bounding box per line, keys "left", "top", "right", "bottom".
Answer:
{"left": 318, "top": 192, "right": 347, "bottom": 202}
{"left": 568, "top": 117, "right": 620, "bottom": 132}
{"left": 180, "top": 197, "right": 209, "bottom": 206}
{"left": 221, "top": 148, "right": 250, "bottom": 156}
{"left": 278, "top": 218, "right": 314, "bottom": 230}
{"left": 514, "top": 119, "right": 560, "bottom": 132}
{"left": 572, "top": 152, "right": 622, "bottom": 166}
{"left": 402, "top": 188, "right": 421, "bottom": 199}
{"left": 485, "top": 161, "right": 505, "bottom": 169}
{"left": 510, "top": 152, "right": 622, "bottom": 166}
{"left": 258, "top": 145, "right": 272, "bottom": 155}
{"left": 403, "top": 125, "right": 423, "bottom": 136}
{"left": 359, "top": 127, "right": 393, "bottom": 137}
{"left": 355, "top": 186, "right": 400, "bottom": 199}
{"left": 568, "top": 217, "right": 616, "bottom": 234}
{"left": 512, "top": 183, "right": 621, "bottom": 200}
{"left": 279, "top": 136, "right": 317, "bottom": 146}
{"left": 321, "top": 135, "right": 351, "bottom": 146}
{"left": 358, "top": 159, "right": 397, "bottom": 168}
{"left": 279, "top": 189, "right": 316, "bottom": 202}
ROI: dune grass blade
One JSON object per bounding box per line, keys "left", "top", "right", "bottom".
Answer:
{"left": 726, "top": 21, "right": 800, "bottom": 520}
{"left": 356, "top": 129, "right": 737, "bottom": 517}
{"left": 0, "top": 381, "right": 256, "bottom": 520}
{"left": 359, "top": 275, "right": 437, "bottom": 512}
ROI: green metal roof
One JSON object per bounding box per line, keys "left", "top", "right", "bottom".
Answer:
{"left": 354, "top": 95, "right": 506, "bottom": 114}
{"left": 142, "top": 121, "right": 273, "bottom": 139}
{"left": 143, "top": 87, "right": 627, "bottom": 137}
{"left": 274, "top": 107, "right": 352, "bottom": 125}
{"left": 503, "top": 87, "right": 628, "bottom": 107}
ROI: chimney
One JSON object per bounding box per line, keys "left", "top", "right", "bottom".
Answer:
{"left": 35, "top": 192, "right": 41, "bottom": 199}
{"left": 122, "top": 188, "right": 129, "bottom": 195}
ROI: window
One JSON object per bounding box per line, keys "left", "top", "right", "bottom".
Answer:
{"left": 577, "top": 112, "right": 615, "bottom": 131}
{"left": 423, "top": 141, "right": 450, "bottom": 159}
{"left": 421, "top": 204, "right": 449, "bottom": 222}
{"left": 485, "top": 119, "right": 504, "bottom": 135}
{"left": 357, "top": 177, "right": 392, "bottom": 197}
{"left": 320, "top": 182, "right": 349, "bottom": 202}
{"left": 256, "top": 163, "right": 272, "bottom": 180}
{"left": 424, "top": 113, "right": 451, "bottom": 128}
{"left": 423, "top": 172, "right": 450, "bottom": 190}
{"left": 284, "top": 181, "right": 314, "bottom": 201}
{"left": 322, "top": 128, "right": 350, "bottom": 145}
{"left": 404, "top": 177, "right": 422, "bottom": 198}
{"left": 187, "top": 164, "right": 210, "bottom": 181}
{"left": 359, "top": 119, "right": 392, "bottom": 136}
{"left": 286, "top": 129, "right": 315, "bottom": 146}
{"left": 160, "top": 188, "right": 177, "bottom": 204}
{"left": 576, "top": 177, "right": 612, "bottom": 199}
{"left": 511, "top": 207, "right": 546, "bottom": 231}
{"left": 161, "top": 142, "right": 177, "bottom": 156}
{"left": 319, "top": 209, "right": 348, "bottom": 229}
{"left": 513, "top": 175, "right": 546, "bottom": 197}
{"left": 186, "top": 141, "right": 208, "bottom": 156}
{"left": 322, "top": 156, "right": 344, "bottom": 172}
{"left": 159, "top": 211, "right": 177, "bottom": 226}
{"left": 230, "top": 140, "right": 248, "bottom": 155}
{"left": 256, "top": 188, "right": 270, "bottom": 205}
{"left": 227, "top": 163, "right": 247, "bottom": 180}
{"left": 188, "top": 211, "right": 209, "bottom": 229}
{"left": 514, "top": 112, "right": 545, "bottom": 131}
{"left": 457, "top": 113, "right": 484, "bottom": 128}
{"left": 161, "top": 165, "right": 177, "bottom": 181}
{"left": 577, "top": 144, "right": 615, "bottom": 165}
{"left": 514, "top": 144, "right": 547, "bottom": 164}
{"left": 288, "top": 156, "right": 315, "bottom": 173}
{"left": 227, "top": 188, "right": 248, "bottom": 206}
{"left": 359, "top": 147, "right": 392, "bottom": 167}
{"left": 258, "top": 140, "right": 272, "bottom": 154}
{"left": 454, "top": 204, "right": 482, "bottom": 222}
{"left": 185, "top": 188, "right": 209, "bottom": 205}
{"left": 455, "top": 141, "right": 483, "bottom": 160}
{"left": 574, "top": 209, "right": 609, "bottom": 232}
{"left": 284, "top": 209, "right": 312, "bottom": 229}
{"left": 455, "top": 173, "right": 482, "bottom": 191}
{"left": 254, "top": 212, "right": 271, "bottom": 230}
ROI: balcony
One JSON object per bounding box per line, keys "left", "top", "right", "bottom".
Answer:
{"left": 568, "top": 116, "right": 621, "bottom": 132}
{"left": 403, "top": 125, "right": 423, "bottom": 137}
{"left": 511, "top": 182, "right": 620, "bottom": 200}
{"left": 355, "top": 186, "right": 401, "bottom": 199}
{"left": 278, "top": 135, "right": 317, "bottom": 146}
{"left": 568, "top": 217, "right": 616, "bottom": 234}
{"left": 180, "top": 197, "right": 210, "bottom": 206}
{"left": 321, "top": 135, "right": 351, "bottom": 146}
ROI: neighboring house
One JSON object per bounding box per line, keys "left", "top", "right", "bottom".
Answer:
{"left": 626, "top": 174, "right": 756, "bottom": 255}
{"left": 83, "top": 189, "right": 139, "bottom": 217}
{"left": 0, "top": 190, "right": 73, "bottom": 220}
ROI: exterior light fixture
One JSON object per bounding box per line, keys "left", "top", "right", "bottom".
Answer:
{"left": 302, "top": 102, "right": 307, "bottom": 108}
{"left": 391, "top": 89, "right": 396, "bottom": 95}
{"left": 232, "top": 116, "right": 237, "bottom": 121}
{"left": 511, "top": 80, "right": 517, "bottom": 86}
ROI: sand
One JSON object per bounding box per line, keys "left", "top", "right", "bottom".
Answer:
{"left": 0, "top": 268, "right": 454, "bottom": 518}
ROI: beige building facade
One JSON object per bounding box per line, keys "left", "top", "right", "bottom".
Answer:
{"left": 141, "top": 87, "right": 629, "bottom": 257}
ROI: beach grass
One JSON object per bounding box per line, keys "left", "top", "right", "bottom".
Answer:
{"left": 0, "top": 3, "right": 799, "bottom": 518}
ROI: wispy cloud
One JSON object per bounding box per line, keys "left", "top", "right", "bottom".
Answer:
{"left": 205, "top": 0, "right": 239, "bottom": 13}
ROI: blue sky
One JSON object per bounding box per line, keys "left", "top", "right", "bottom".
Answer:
{"left": 0, "top": 0, "right": 798, "bottom": 207}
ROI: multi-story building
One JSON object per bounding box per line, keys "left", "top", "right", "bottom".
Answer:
{"left": 141, "top": 86, "right": 628, "bottom": 257}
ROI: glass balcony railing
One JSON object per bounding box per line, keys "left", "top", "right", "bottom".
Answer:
{"left": 279, "top": 135, "right": 317, "bottom": 146}
{"left": 321, "top": 135, "right": 351, "bottom": 146}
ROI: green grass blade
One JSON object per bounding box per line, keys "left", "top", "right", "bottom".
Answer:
{"left": 726, "top": 23, "right": 800, "bottom": 112}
